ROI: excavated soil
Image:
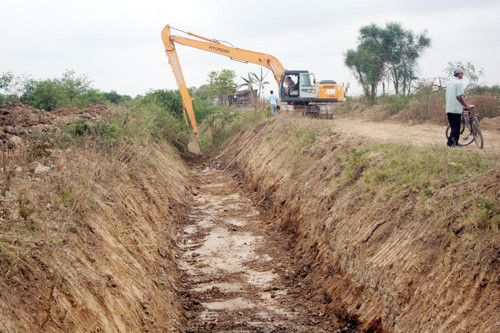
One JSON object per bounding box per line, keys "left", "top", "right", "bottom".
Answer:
{"left": 178, "top": 165, "right": 358, "bottom": 332}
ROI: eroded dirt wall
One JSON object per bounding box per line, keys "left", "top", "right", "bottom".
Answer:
{"left": 0, "top": 142, "right": 191, "bottom": 332}
{"left": 219, "top": 117, "right": 500, "bottom": 332}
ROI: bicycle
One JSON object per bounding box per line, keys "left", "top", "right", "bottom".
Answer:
{"left": 446, "top": 105, "right": 484, "bottom": 149}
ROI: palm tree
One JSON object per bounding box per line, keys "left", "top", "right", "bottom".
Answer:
{"left": 251, "top": 68, "right": 270, "bottom": 99}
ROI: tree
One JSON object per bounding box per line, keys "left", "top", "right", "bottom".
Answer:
{"left": 251, "top": 68, "right": 270, "bottom": 98}
{"left": 361, "top": 22, "right": 431, "bottom": 96}
{"left": 0, "top": 72, "right": 14, "bottom": 92}
{"left": 346, "top": 22, "right": 431, "bottom": 98}
{"left": 208, "top": 69, "right": 237, "bottom": 106}
{"left": 345, "top": 43, "right": 384, "bottom": 101}
{"left": 22, "top": 79, "right": 69, "bottom": 111}
{"left": 60, "top": 69, "right": 93, "bottom": 102}
{"left": 0, "top": 72, "right": 15, "bottom": 105}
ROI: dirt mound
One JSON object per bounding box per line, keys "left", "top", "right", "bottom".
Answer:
{"left": 481, "top": 116, "right": 500, "bottom": 131}
{"left": 51, "top": 102, "right": 110, "bottom": 118}
{"left": 0, "top": 101, "right": 110, "bottom": 132}
{"left": 0, "top": 101, "right": 52, "bottom": 128}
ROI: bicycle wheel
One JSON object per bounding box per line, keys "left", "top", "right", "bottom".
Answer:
{"left": 471, "top": 118, "right": 484, "bottom": 149}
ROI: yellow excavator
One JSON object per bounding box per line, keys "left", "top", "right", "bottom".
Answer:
{"left": 161, "top": 24, "right": 344, "bottom": 154}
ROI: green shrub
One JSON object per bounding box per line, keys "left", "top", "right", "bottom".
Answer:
{"left": 73, "top": 90, "right": 106, "bottom": 108}
{"left": 377, "top": 94, "right": 410, "bottom": 116}
{"left": 21, "top": 79, "right": 69, "bottom": 111}
{"left": 203, "top": 106, "right": 238, "bottom": 147}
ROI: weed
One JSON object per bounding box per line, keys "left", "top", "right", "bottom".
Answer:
{"left": 67, "top": 224, "right": 78, "bottom": 233}
{"left": 299, "top": 129, "right": 318, "bottom": 150}
{"left": 18, "top": 194, "right": 32, "bottom": 221}
{"left": 1, "top": 208, "right": 10, "bottom": 218}
{"left": 60, "top": 189, "right": 75, "bottom": 207}
{"left": 474, "top": 196, "right": 500, "bottom": 230}
{"left": 423, "top": 188, "right": 433, "bottom": 196}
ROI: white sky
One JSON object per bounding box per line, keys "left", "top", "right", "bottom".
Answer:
{"left": 1, "top": 0, "right": 499, "bottom": 97}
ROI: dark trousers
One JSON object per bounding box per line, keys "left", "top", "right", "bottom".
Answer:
{"left": 447, "top": 113, "right": 461, "bottom": 146}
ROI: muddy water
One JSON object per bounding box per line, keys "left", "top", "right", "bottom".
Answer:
{"left": 178, "top": 167, "right": 346, "bottom": 332}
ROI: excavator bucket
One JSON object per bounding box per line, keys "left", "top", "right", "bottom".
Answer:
{"left": 187, "top": 137, "right": 202, "bottom": 155}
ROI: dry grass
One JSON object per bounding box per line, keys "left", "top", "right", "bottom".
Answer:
{"left": 0, "top": 132, "right": 191, "bottom": 331}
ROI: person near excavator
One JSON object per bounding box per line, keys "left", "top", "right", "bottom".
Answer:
{"left": 268, "top": 90, "right": 278, "bottom": 115}
{"left": 284, "top": 76, "right": 297, "bottom": 96}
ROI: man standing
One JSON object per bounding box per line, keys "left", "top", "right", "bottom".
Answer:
{"left": 268, "top": 90, "right": 278, "bottom": 116}
{"left": 446, "top": 67, "right": 472, "bottom": 146}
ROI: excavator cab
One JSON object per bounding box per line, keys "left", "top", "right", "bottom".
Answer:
{"left": 279, "top": 70, "right": 318, "bottom": 104}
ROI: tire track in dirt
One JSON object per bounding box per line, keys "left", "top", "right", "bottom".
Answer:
{"left": 178, "top": 166, "right": 354, "bottom": 332}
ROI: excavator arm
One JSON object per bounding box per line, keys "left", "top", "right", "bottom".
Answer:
{"left": 162, "top": 25, "right": 286, "bottom": 86}
{"left": 161, "top": 25, "right": 287, "bottom": 154}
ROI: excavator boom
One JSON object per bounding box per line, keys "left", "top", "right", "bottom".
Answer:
{"left": 162, "top": 26, "right": 286, "bottom": 86}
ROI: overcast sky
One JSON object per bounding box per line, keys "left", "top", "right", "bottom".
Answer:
{"left": 2, "top": 0, "right": 499, "bottom": 97}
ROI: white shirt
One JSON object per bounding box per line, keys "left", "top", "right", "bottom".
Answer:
{"left": 446, "top": 77, "right": 465, "bottom": 114}
{"left": 268, "top": 94, "right": 278, "bottom": 106}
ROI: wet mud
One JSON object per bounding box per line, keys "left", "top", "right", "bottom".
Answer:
{"left": 178, "top": 166, "right": 356, "bottom": 332}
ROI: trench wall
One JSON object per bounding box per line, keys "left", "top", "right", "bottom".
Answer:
{"left": 220, "top": 118, "right": 499, "bottom": 332}
{"left": 0, "top": 143, "right": 191, "bottom": 332}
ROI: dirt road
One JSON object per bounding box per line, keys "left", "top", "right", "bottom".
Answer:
{"left": 332, "top": 117, "right": 500, "bottom": 152}
{"left": 178, "top": 166, "right": 355, "bottom": 332}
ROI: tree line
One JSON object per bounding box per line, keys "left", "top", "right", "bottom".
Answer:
{"left": 0, "top": 70, "right": 132, "bottom": 110}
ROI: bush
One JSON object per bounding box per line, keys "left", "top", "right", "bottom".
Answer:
{"left": 468, "top": 93, "right": 500, "bottom": 119}
{"left": 468, "top": 84, "right": 500, "bottom": 96}
{"left": 73, "top": 90, "right": 106, "bottom": 108}
{"left": 202, "top": 106, "right": 238, "bottom": 147}
{"left": 377, "top": 94, "right": 410, "bottom": 116}
{"left": 103, "top": 90, "right": 132, "bottom": 104}
{"left": 398, "top": 88, "right": 447, "bottom": 124}
{"left": 122, "top": 99, "right": 189, "bottom": 151}
{"left": 138, "top": 90, "right": 184, "bottom": 117}
{"left": 21, "top": 79, "right": 69, "bottom": 111}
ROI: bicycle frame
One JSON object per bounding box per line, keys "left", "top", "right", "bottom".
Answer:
{"left": 462, "top": 109, "right": 480, "bottom": 131}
